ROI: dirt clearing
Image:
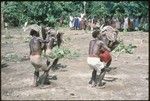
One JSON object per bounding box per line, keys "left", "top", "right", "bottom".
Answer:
{"left": 1, "top": 27, "right": 149, "bottom": 100}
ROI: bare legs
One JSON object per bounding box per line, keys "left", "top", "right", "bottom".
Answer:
{"left": 98, "top": 60, "right": 111, "bottom": 86}
{"left": 33, "top": 71, "right": 39, "bottom": 87}
{"left": 89, "top": 69, "right": 97, "bottom": 87}
{"left": 40, "top": 58, "right": 59, "bottom": 87}
{"left": 89, "top": 60, "right": 112, "bottom": 87}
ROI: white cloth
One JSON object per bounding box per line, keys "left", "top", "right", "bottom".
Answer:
{"left": 96, "top": 22, "right": 100, "bottom": 28}
{"left": 69, "top": 16, "right": 73, "bottom": 21}
{"left": 87, "top": 57, "right": 105, "bottom": 72}
{"left": 30, "top": 55, "right": 47, "bottom": 71}
{"left": 69, "top": 16, "right": 74, "bottom": 28}
{"left": 80, "top": 13, "right": 85, "bottom": 19}
{"left": 78, "top": 17, "right": 82, "bottom": 21}
{"left": 124, "top": 17, "right": 129, "bottom": 29}
{"left": 69, "top": 21, "right": 74, "bottom": 28}
{"left": 116, "top": 21, "right": 120, "bottom": 29}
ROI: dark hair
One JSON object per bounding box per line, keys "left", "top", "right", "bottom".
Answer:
{"left": 30, "top": 29, "right": 39, "bottom": 37}
{"left": 92, "top": 30, "right": 99, "bottom": 38}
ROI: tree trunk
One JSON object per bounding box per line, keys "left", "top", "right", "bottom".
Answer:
{"left": 1, "top": 2, "right": 4, "bottom": 29}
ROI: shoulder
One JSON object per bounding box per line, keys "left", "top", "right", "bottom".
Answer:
{"left": 89, "top": 39, "right": 94, "bottom": 44}
{"left": 50, "top": 37, "right": 55, "bottom": 41}
{"left": 90, "top": 39, "right": 96, "bottom": 43}
{"left": 37, "top": 37, "right": 42, "bottom": 40}
{"left": 36, "top": 37, "right": 43, "bottom": 42}
{"left": 96, "top": 40, "right": 104, "bottom": 45}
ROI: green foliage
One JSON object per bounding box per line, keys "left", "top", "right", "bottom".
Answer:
{"left": 2, "top": 1, "right": 149, "bottom": 28}
{"left": 2, "top": 52, "right": 22, "bottom": 62}
{"left": 113, "top": 41, "right": 137, "bottom": 54}
{"left": 45, "top": 46, "right": 80, "bottom": 59}
{"left": 142, "top": 23, "right": 149, "bottom": 32}
{"left": 45, "top": 15, "right": 56, "bottom": 27}
{"left": 90, "top": 2, "right": 109, "bottom": 18}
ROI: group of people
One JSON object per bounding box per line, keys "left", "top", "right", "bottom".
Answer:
{"left": 69, "top": 13, "right": 87, "bottom": 30}
{"left": 68, "top": 13, "right": 147, "bottom": 33}
{"left": 29, "top": 26, "right": 63, "bottom": 87}
{"left": 94, "top": 16, "right": 145, "bottom": 32}
{"left": 86, "top": 16, "right": 141, "bottom": 32}
{"left": 122, "top": 16, "right": 140, "bottom": 31}
{"left": 28, "top": 19, "right": 119, "bottom": 88}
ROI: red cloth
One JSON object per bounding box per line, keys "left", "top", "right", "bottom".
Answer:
{"left": 99, "top": 50, "right": 112, "bottom": 63}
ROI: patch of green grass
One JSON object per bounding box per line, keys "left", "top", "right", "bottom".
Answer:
{"left": 44, "top": 46, "right": 80, "bottom": 60}
{"left": 65, "top": 50, "right": 80, "bottom": 59}
{"left": 113, "top": 41, "right": 137, "bottom": 54}
{"left": 64, "top": 37, "right": 71, "bottom": 42}
{"left": 2, "top": 52, "right": 22, "bottom": 62}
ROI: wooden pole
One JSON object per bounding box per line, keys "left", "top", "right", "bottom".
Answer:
{"left": 1, "top": 2, "right": 4, "bottom": 29}
{"left": 83, "top": 1, "right": 86, "bottom": 15}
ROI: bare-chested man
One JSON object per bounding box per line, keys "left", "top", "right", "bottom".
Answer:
{"left": 45, "top": 29, "right": 57, "bottom": 66}
{"left": 87, "top": 30, "right": 111, "bottom": 87}
{"left": 44, "top": 28, "right": 64, "bottom": 68}
{"left": 29, "top": 29, "right": 50, "bottom": 87}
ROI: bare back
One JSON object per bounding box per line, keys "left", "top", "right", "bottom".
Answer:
{"left": 29, "top": 37, "right": 43, "bottom": 55}
{"left": 46, "top": 35, "right": 55, "bottom": 50}
{"left": 89, "top": 39, "right": 110, "bottom": 57}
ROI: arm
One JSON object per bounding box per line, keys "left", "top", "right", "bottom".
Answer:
{"left": 44, "top": 38, "right": 50, "bottom": 43}
{"left": 29, "top": 41, "right": 32, "bottom": 55}
{"left": 88, "top": 41, "right": 92, "bottom": 55}
{"left": 101, "top": 41, "right": 111, "bottom": 52}
{"left": 38, "top": 37, "right": 50, "bottom": 43}
{"left": 29, "top": 49, "right": 32, "bottom": 55}
{"left": 49, "top": 37, "right": 55, "bottom": 49}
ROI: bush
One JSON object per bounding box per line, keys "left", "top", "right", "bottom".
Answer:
{"left": 2, "top": 1, "right": 149, "bottom": 28}
{"left": 113, "top": 41, "right": 137, "bottom": 54}
{"left": 45, "top": 46, "right": 80, "bottom": 59}
{"left": 2, "top": 52, "right": 22, "bottom": 62}
{"left": 142, "top": 23, "right": 149, "bottom": 32}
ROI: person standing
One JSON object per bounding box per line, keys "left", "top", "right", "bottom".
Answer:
{"left": 134, "top": 16, "right": 140, "bottom": 31}
{"left": 69, "top": 15, "right": 74, "bottom": 30}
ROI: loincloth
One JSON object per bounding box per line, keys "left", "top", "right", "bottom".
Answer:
{"left": 87, "top": 57, "right": 105, "bottom": 72}
{"left": 30, "top": 55, "right": 47, "bottom": 71}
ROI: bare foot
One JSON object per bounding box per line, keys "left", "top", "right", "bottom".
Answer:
{"left": 88, "top": 79, "right": 92, "bottom": 84}
{"left": 92, "top": 83, "right": 97, "bottom": 87}
{"left": 38, "top": 85, "right": 50, "bottom": 89}
{"left": 32, "top": 83, "right": 38, "bottom": 87}
{"left": 98, "top": 82, "right": 106, "bottom": 88}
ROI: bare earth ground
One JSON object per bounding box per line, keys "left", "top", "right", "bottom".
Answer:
{"left": 1, "top": 27, "right": 149, "bottom": 100}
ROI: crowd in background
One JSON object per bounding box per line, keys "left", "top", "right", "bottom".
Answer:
{"left": 68, "top": 13, "right": 149, "bottom": 32}
{"left": 69, "top": 13, "right": 87, "bottom": 30}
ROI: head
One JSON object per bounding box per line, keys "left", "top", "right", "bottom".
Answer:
{"left": 99, "top": 25, "right": 119, "bottom": 46}
{"left": 56, "top": 32, "right": 64, "bottom": 47}
{"left": 57, "top": 32, "right": 64, "bottom": 38}
{"left": 30, "top": 29, "right": 39, "bottom": 37}
{"left": 92, "top": 30, "right": 100, "bottom": 38}
{"left": 45, "top": 28, "right": 57, "bottom": 37}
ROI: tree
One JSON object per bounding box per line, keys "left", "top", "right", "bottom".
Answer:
{"left": 1, "top": 2, "right": 5, "bottom": 29}
{"left": 2, "top": 1, "right": 149, "bottom": 29}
